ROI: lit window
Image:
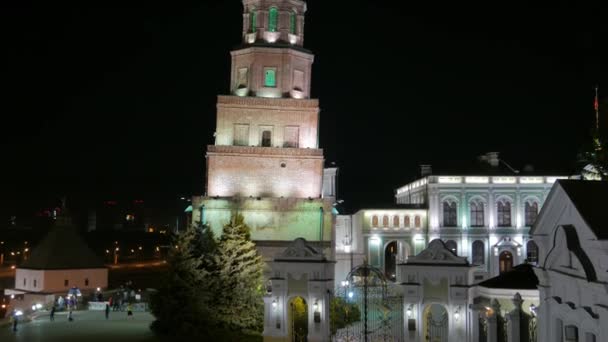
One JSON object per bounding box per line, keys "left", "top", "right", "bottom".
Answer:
{"left": 382, "top": 215, "right": 389, "bottom": 228}
{"left": 371, "top": 215, "right": 379, "bottom": 227}
{"left": 414, "top": 216, "right": 421, "bottom": 228}
{"left": 525, "top": 202, "right": 539, "bottom": 226}
{"left": 403, "top": 216, "right": 410, "bottom": 228}
{"left": 470, "top": 201, "right": 485, "bottom": 227}
{"left": 443, "top": 201, "right": 457, "bottom": 227}
{"left": 472, "top": 240, "right": 484, "bottom": 265}
{"left": 250, "top": 10, "right": 257, "bottom": 33}
{"left": 264, "top": 68, "right": 277, "bottom": 87}
{"left": 268, "top": 7, "right": 278, "bottom": 32}
{"left": 497, "top": 201, "right": 511, "bottom": 227}
{"left": 526, "top": 240, "right": 539, "bottom": 264}
{"left": 392, "top": 216, "right": 399, "bottom": 227}
{"left": 290, "top": 11, "right": 297, "bottom": 34}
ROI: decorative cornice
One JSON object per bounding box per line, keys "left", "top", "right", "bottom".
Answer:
{"left": 207, "top": 145, "right": 323, "bottom": 157}
{"left": 217, "top": 95, "right": 319, "bottom": 109}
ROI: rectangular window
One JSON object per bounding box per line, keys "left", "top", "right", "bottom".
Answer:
{"left": 85, "top": 278, "right": 89, "bottom": 286}
{"left": 565, "top": 325, "right": 578, "bottom": 341}
{"left": 262, "top": 130, "right": 272, "bottom": 147}
{"left": 23, "top": 278, "right": 26, "bottom": 286}
{"left": 264, "top": 68, "right": 277, "bottom": 87}
{"left": 283, "top": 126, "right": 299, "bottom": 148}
{"left": 234, "top": 124, "right": 250, "bottom": 146}
{"left": 470, "top": 202, "right": 485, "bottom": 227}
{"left": 237, "top": 68, "right": 248, "bottom": 89}
{"left": 64, "top": 279, "right": 69, "bottom": 287}
{"left": 293, "top": 70, "right": 304, "bottom": 91}
{"left": 34, "top": 279, "right": 37, "bottom": 288}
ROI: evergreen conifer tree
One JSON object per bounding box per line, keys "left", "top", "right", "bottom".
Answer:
{"left": 212, "top": 214, "right": 264, "bottom": 332}
{"left": 150, "top": 228, "right": 212, "bottom": 336}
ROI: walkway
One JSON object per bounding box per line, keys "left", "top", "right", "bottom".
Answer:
{"left": 0, "top": 310, "right": 160, "bottom": 342}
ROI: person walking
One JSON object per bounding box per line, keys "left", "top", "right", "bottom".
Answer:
{"left": 105, "top": 303, "right": 110, "bottom": 320}
{"left": 68, "top": 310, "right": 73, "bottom": 322}
{"left": 11, "top": 311, "right": 18, "bottom": 332}
{"left": 50, "top": 305, "right": 56, "bottom": 321}
{"left": 126, "top": 303, "right": 133, "bottom": 320}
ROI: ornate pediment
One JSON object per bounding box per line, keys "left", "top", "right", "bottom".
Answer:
{"left": 275, "top": 238, "right": 325, "bottom": 261}
{"left": 407, "top": 239, "right": 469, "bottom": 265}
{"left": 494, "top": 237, "right": 522, "bottom": 248}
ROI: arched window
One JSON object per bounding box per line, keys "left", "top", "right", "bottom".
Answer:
{"left": 525, "top": 201, "right": 539, "bottom": 226}
{"left": 371, "top": 215, "right": 378, "bottom": 227}
{"left": 404, "top": 216, "right": 410, "bottom": 228}
{"left": 445, "top": 240, "right": 457, "bottom": 255}
{"left": 414, "top": 215, "right": 421, "bottom": 228}
{"left": 497, "top": 201, "right": 511, "bottom": 227}
{"left": 250, "top": 10, "right": 257, "bottom": 32}
{"left": 268, "top": 7, "right": 278, "bottom": 32}
{"left": 443, "top": 201, "right": 457, "bottom": 227}
{"left": 290, "top": 11, "right": 297, "bottom": 34}
{"left": 393, "top": 216, "right": 399, "bottom": 227}
{"left": 526, "top": 240, "right": 539, "bottom": 264}
{"left": 264, "top": 68, "right": 277, "bottom": 87}
{"left": 470, "top": 201, "right": 485, "bottom": 227}
{"left": 382, "top": 215, "right": 389, "bottom": 227}
{"left": 472, "top": 240, "right": 485, "bottom": 265}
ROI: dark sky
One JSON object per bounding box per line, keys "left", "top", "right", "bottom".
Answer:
{"left": 2, "top": 1, "right": 608, "bottom": 216}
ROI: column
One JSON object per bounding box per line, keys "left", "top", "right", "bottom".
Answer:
{"left": 507, "top": 293, "right": 523, "bottom": 342}
{"left": 469, "top": 305, "right": 480, "bottom": 342}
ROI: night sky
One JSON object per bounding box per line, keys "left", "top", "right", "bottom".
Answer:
{"left": 2, "top": 1, "right": 608, "bottom": 217}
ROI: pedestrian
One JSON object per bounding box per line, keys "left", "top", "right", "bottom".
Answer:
{"left": 68, "top": 310, "right": 73, "bottom": 322}
{"left": 50, "top": 305, "right": 56, "bottom": 321}
{"left": 11, "top": 312, "right": 18, "bottom": 332}
{"left": 126, "top": 303, "right": 133, "bottom": 319}
{"left": 105, "top": 303, "right": 110, "bottom": 320}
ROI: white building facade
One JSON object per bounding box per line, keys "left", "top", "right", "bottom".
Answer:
{"left": 532, "top": 180, "right": 608, "bottom": 342}
{"left": 336, "top": 156, "right": 568, "bottom": 284}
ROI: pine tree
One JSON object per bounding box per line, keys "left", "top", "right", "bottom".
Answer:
{"left": 150, "top": 228, "right": 213, "bottom": 336}
{"left": 212, "top": 214, "right": 265, "bottom": 332}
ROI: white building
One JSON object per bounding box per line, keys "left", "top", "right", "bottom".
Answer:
{"left": 335, "top": 152, "right": 569, "bottom": 284}
{"left": 532, "top": 180, "right": 608, "bottom": 342}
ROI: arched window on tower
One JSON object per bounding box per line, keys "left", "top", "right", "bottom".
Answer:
{"left": 472, "top": 240, "right": 485, "bottom": 265}
{"left": 268, "top": 7, "right": 278, "bottom": 32}
{"left": 250, "top": 10, "right": 257, "bottom": 33}
{"left": 525, "top": 201, "right": 539, "bottom": 226}
{"left": 443, "top": 201, "right": 457, "bottom": 227}
{"left": 393, "top": 216, "right": 399, "bottom": 228}
{"left": 371, "top": 215, "right": 379, "bottom": 227}
{"left": 497, "top": 201, "right": 511, "bottom": 227}
{"left": 470, "top": 201, "right": 485, "bottom": 227}
{"left": 526, "top": 240, "right": 539, "bottom": 265}
{"left": 290, "top": 11, "right": 297, "bottom": 34}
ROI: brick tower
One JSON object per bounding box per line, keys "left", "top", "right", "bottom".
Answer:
{"left": 192, "top": 0, "right": 335, "bottom": 262}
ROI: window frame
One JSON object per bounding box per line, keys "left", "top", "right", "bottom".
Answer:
{"left": 268, "top": 7, "right": 278, "bottom": 32}
{"left": 470, "top": 201, "right": 485, "bottom": 227}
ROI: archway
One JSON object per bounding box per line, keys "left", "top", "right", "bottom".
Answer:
{"left": 423, "top": 304, "right": 449, "bottom": 342}
{"left": 288, "top": 296, "right": 308, "bottom": 342}
{"left": 384, "top": 241, "right": 397, "bottom": 281}
{"left": 499, "top": 251, "right": 513, "bottom": 274}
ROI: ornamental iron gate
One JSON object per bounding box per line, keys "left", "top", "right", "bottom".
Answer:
{"left": 332, "top": 263, "right": 404, "bottom": 342}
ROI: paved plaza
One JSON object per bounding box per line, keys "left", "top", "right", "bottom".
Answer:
{"left": 0, "top": 310, "right": 161, "bottom": 342}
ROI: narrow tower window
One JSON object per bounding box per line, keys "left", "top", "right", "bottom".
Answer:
{"left": 290, "top": 11, "right": 297, "bottom": 34}
{"left": 268, "top": 7, "right": 278, "bottom": 32}
{"left": 264, "top": 68, "right": 277, "bottom": 87}
{"left": 251, "top": 10, "right": 257, "bottom": 33}
{"left": 261, "top": 130, "right": 272, "bottom": 147}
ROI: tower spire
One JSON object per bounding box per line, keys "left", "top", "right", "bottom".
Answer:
{"left": 594, "top": 85, "right": 602, "bottom": 151}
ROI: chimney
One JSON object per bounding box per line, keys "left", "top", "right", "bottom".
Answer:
{"left": 420, "top": 165, "right": 432, "bottom": 177}
{"left": 486, "top": 152, "right": 500, "bottom": 167}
